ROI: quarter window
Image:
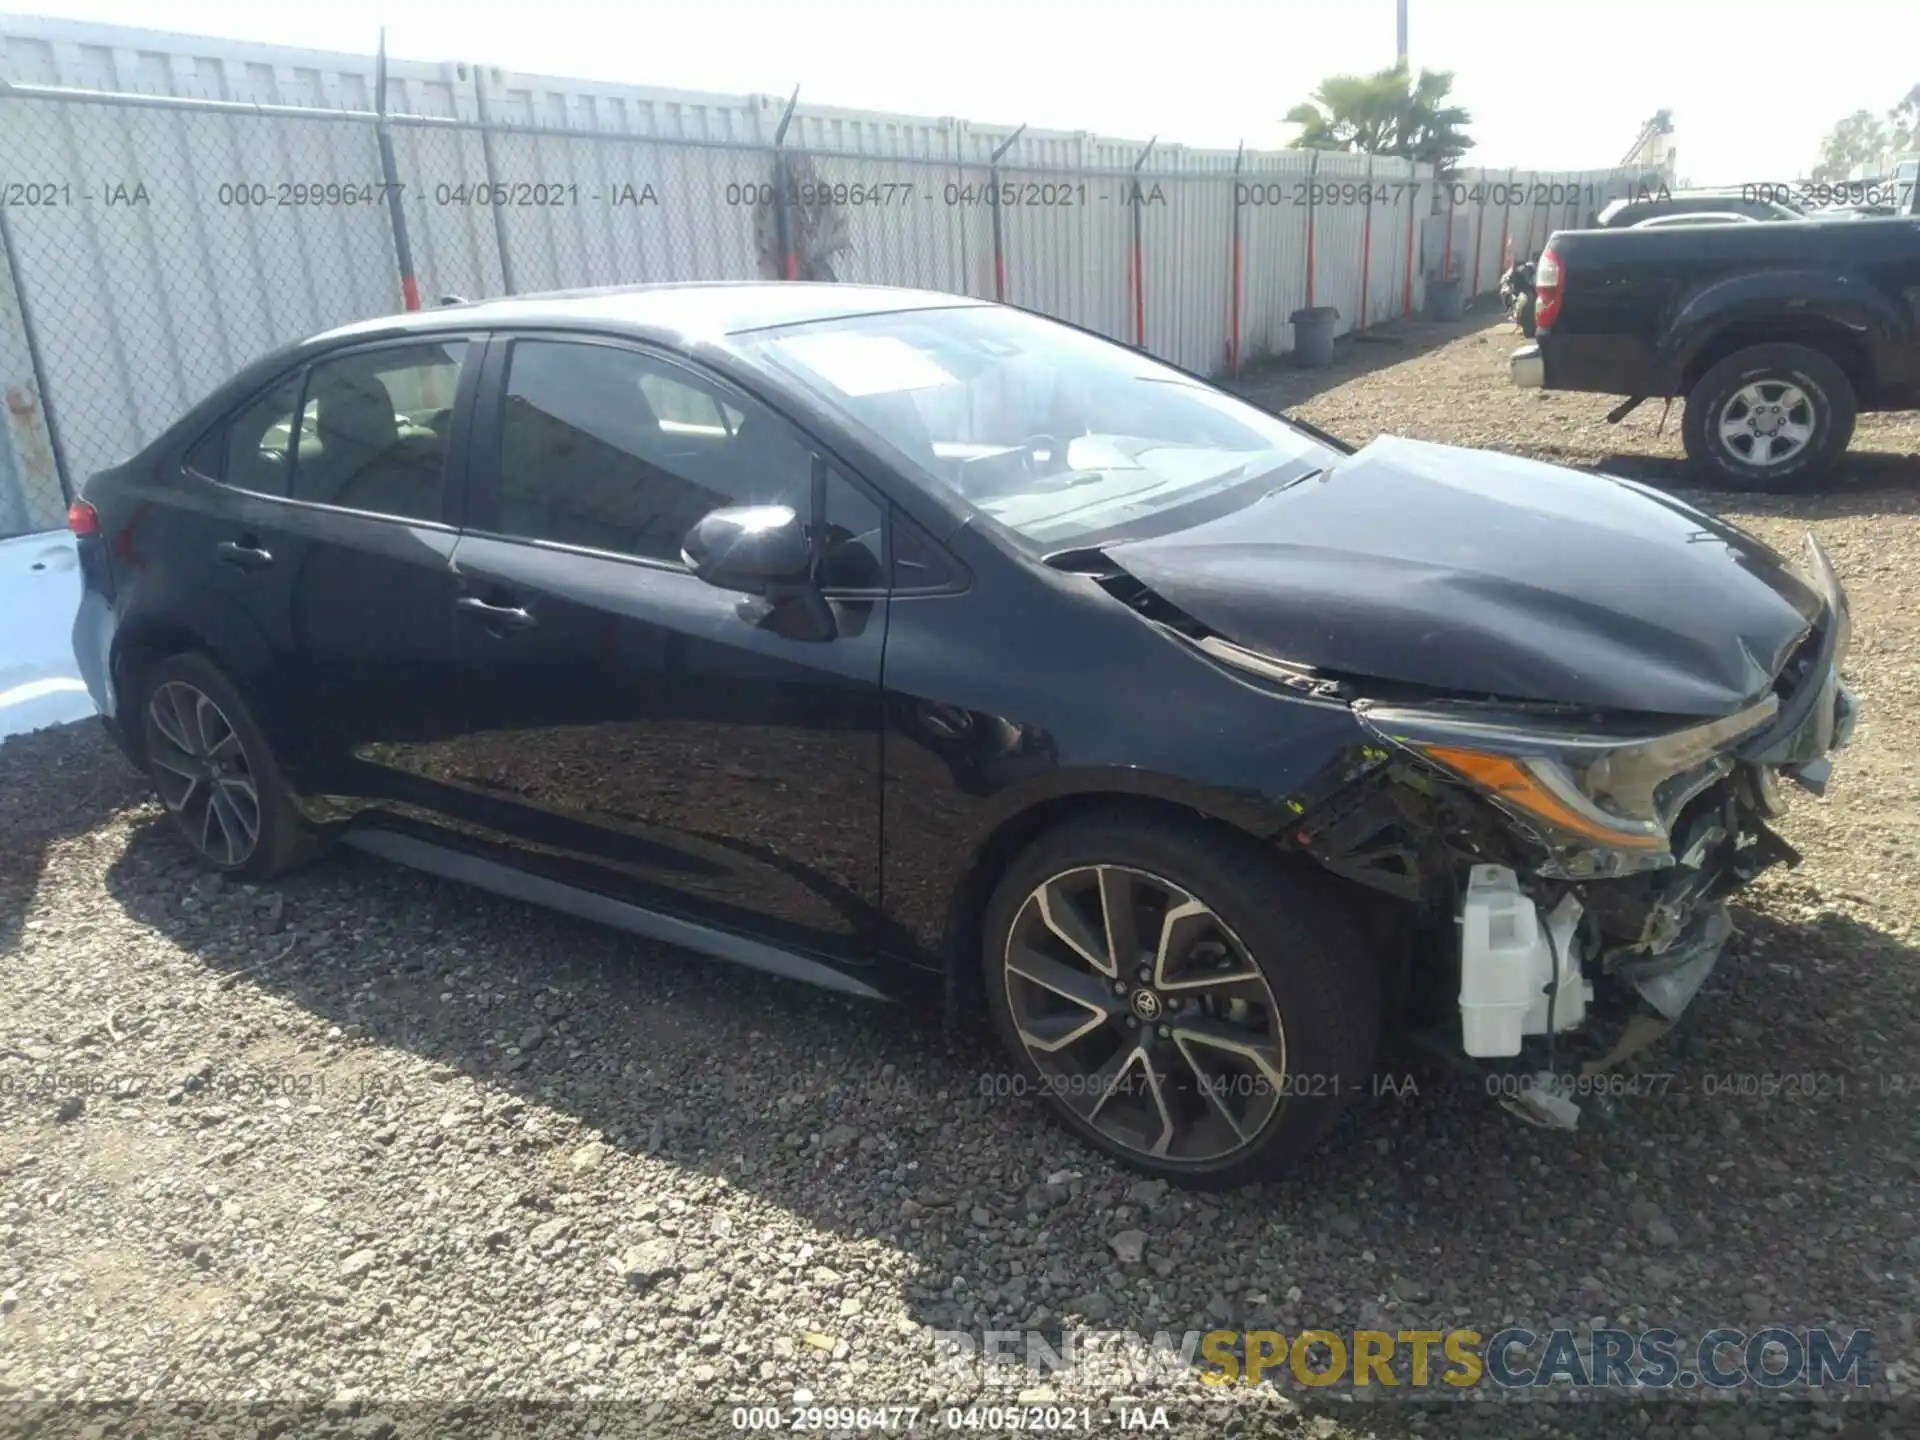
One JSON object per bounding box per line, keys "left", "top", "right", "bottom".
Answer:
{"left": 187, "top": 376, "right": 305, "bottom": 495}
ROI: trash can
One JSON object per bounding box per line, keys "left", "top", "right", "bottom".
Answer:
{"left": 1426, "top": 275, "right": 1465, "bottom": 321}
{"left": 1289, "top": 306, "right": 1339, "bottom": 368}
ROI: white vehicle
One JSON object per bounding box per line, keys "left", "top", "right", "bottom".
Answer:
{"left": 1630, "top": 211, "right": 1759, "bottom": 228}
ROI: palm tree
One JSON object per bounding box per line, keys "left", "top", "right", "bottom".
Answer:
{"left": 1285, "top": 65, "right": 1474, "bottom": 169}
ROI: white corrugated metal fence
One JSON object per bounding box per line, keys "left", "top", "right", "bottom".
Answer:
{"left": 0, "top": 17, "right": 1656, "bottom": 535}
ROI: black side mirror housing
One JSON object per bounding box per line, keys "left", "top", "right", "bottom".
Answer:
{"left": 682, "top": 505, "right": 812, "bottom": 595}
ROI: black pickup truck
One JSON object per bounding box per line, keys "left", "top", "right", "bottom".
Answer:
{"left": 1510, "top": 216, "right": 1920, "bottom": 489}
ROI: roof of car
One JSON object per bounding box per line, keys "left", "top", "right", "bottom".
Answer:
{"left": 314, "top": 282, "right": 987, "bottom": 348}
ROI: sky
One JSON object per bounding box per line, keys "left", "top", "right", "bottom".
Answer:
{"left": 17, "top": 0, "right": 1917, "bottom": 182}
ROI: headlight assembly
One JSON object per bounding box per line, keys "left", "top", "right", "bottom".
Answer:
{"left": 1357, "top": 694, "right": 1781, "bottom": 875}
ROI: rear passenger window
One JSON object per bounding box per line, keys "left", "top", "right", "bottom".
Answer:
{"left": 189, "top": 376, "right": 305, "bottom": 495}
{"left": 287, "top": 341, "right": 466, "bottom": 522}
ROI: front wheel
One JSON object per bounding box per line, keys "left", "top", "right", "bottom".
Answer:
{"left": 981, "top": 813, "right": 1380, "bottom": 1189}
{"left": 1681, "top": 343, "right": 1856, "bottom": 491}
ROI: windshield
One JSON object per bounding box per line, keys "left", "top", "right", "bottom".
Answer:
{"left": 738, "top": 305, "right": 1335, "bottom": 548}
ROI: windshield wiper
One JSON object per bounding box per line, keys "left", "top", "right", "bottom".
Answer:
{"left": 1265, "top": 467, "right": 1323, "bottom": 496}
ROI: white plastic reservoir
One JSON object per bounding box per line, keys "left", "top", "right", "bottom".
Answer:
{"left": 1458, "top": 864, "right": 1591, "bottom": 1057}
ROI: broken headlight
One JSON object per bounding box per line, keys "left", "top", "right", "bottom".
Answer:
{"left": 1357, "top": 694, "right": 1780, "bottom": 877}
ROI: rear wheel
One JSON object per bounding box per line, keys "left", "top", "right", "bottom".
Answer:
{"left": 138, "top": 653, "right": 325, "bottom": 879}
{"left": 1682, "top": 343, "right": 1855, "bottom": 491}
{"left": 981, "top": 813, "right": 1380, "bottom": 1189}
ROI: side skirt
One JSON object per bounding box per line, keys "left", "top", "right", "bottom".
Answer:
{"left": 341, "top": 828, "right": 892, "bottom": 1002}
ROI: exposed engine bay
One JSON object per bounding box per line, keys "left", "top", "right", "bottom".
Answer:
{"left": 1078, "top": 492, "right": 1857, "bottom": 1130}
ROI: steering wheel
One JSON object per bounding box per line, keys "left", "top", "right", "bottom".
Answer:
{"left": 1019, "top": 434, "right": 1073, "bottom": 479}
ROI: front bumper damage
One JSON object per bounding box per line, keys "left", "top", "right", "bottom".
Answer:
{"left": 1458, "top": 540, "right": 1857, "bottom": 1126}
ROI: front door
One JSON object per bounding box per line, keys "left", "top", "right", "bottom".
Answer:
{"left": 440, "top": 334, "right": 891, "bottom": 961}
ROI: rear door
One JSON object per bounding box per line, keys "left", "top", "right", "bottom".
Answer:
{"left": 182, "top": 335, "right": 482, "bottom": 814}
{"left": 440, "top": 332, "right": 892, "bottom": 960}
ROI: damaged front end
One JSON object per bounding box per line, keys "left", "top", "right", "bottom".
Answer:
{"left": 1291, "top": 537, "right": 1856, "bottom": 1126}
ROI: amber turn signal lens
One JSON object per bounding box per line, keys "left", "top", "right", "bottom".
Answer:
{"left": 1422, "top": 745, "right": 1667, "bottom": 850}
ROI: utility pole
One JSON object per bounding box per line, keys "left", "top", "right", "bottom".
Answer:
{"left": 1396, "top": 0, "right": 1408, "bottom": 68}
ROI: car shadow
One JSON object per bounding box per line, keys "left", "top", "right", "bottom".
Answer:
{"left": 83, "top": 754, "right": 1920, "bottom": 1421}
{"left": 0, "top": 721, "right": 148, "bottom": 959}
{"left": 1228, "top": 302, "right": 1515, "bottom": 415}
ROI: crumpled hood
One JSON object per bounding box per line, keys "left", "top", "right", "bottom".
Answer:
{"left": 1106, "top": 435, "right": 1823, "bottom": 715}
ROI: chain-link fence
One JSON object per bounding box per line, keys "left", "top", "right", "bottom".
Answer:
{"left": 0, "top": 79, "right": 1662, "bottom": 538}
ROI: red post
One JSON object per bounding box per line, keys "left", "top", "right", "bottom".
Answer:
{"left": 1499, "top": 165, "right": 1516, "bottom": 276}
{"left": 1357, "top": 153, "right": 1374, "bottom": 332}
{"left": 1121, "top": 229, "right": 1136, "bottom": 347}
{"left": 1303, "top": 149, "right": 1320, "bottom": 309}
{"left": 1129, "top": 136, "right": 1156, "bottom": 349}
{"left": 1521, "top": 171, "right": 1538, "bottom": 261}
{"left": 1470, "top": 167, "right": 1487, "bottom": 298}
{"left": 1401, "top": 167, "right": 1417, "bottom": 320}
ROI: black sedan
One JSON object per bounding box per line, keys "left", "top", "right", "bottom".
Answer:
{"left": 68, "top": 283, "right": 1857, "bottom": 1187}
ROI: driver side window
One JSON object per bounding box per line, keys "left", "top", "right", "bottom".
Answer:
{"left": 493, "top": 339, "right": 885, "bottom": 588}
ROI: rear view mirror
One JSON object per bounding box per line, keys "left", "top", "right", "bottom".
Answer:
{"left": 682, "top": 505, "right": 812, "bottom": 595}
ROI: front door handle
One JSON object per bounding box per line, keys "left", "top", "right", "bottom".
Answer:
{"left": 215, "top": 539, "right": 274, "bottom": 570}
{"left": 454, "top": 595, "right": 537, "bottom": 631}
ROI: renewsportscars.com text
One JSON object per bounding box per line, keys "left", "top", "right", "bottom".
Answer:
{"left": 932, "top": 1326, "right": 1873, "bottom": 1391}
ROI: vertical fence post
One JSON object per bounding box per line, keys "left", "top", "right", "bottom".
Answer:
{"left": 1303, "top": 148, "right": 1320, "bottom": 310}
{"left": 0, "top": 199, "right": 73, "bottom": 508}
{"left": 1228, "top": 140, "right": 1244, "bottom": 375}
{"left": 1499, "top": 165, "right": 1516, "bottom": 273}
{"left": 1129, "top": 135, "right": 1156, "bottom": 348}
{"left": 374, "top": 30, "right": 421, "bottom": 312}
{"left": 471, "top": 64, "right": 517, "bottom": 294}
{"left": 1441, "top": 167, "right": 1456, "bottom": 285}
{"left": 1401, "top": 164, "right": 1417, "bottom": 320}
{"left": 770, "top": 87, "right": 801, "bottom": 280}
{"left": 1470, "top": 165, "right": 1487, "bottom": 300}
{"left": 1521, "top": 171, "right": 1538, "bottom": 265}
{"left": 988, "top": 123, "right": 1026, "bottom": 302}
{"left": 1357, "top": 152, "right": 1374, "bottom": 333}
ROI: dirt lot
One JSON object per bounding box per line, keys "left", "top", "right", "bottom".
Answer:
{"left": 3, "top": 310, "right": 1918, "bottom": 1439}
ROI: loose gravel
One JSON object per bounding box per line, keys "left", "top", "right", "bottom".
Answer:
{"left": 3, "top": 308, "right": 1918, "bottom": 1439}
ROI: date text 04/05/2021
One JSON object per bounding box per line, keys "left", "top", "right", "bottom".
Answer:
{"left": 730, "top": 1404, "right": 1171, "bottom": 1432}
{"left": 975, "top": 1069, "right": 1420, "bottom": 1102}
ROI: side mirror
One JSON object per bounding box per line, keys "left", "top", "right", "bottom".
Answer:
{"left": 681, "top": 505, "right": 812, "bottom": 595}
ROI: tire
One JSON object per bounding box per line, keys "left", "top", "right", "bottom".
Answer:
{"left": 1681, "top": 343, "right": 1856, "bottom": 492}
{"left": 136, "top": 652, "right": 326, "bottom": 879}
{"left": 980, "top": 812, "right": 1380, "bottom": 1189}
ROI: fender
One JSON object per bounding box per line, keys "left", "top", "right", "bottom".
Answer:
{"left": 1656, "top": 267, "right": 1916, "bottom": 395}
{"left": 923, "top": 719, "right": 1371, "bottom": 955}
{"left": 953, "top": 760, "right": 1305, "bottom": 863}
{"left": 110, "top": 592, "right": 277, "bottom": 735}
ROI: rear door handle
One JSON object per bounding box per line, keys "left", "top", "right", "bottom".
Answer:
{"left": 215, "top": 539, "right": 274, "bottom": 570}
{"left": 454, "top": 595, "right": 537, "bottom": 631}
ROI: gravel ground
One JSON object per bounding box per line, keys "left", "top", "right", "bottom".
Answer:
{"left": 4, "top": 309, "right": 1919, "bottom": 1440}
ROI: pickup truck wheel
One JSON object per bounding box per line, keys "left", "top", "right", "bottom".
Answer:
{"left": 1682, "top": 343, "right": 1856, "bottom": 491}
